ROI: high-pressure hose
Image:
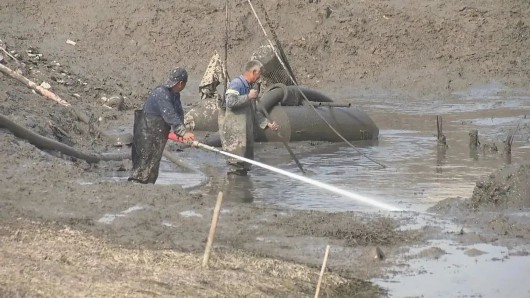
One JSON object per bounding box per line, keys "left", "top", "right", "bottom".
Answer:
{"left": 0, "top": 114, "right": 129, "bottom": 163}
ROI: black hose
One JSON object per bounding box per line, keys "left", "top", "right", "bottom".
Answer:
{"left": 258, "top": 84, "right": 334, "bottom": 113}
{"left": 0, "top": 114, "right": 130, "bottom": 163}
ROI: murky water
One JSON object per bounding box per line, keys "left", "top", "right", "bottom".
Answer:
{"left": 177, "top": 82, "right": 530, "bottom": 214}
{"left": 106, "top": 82, "right": 530, "bottom": 296}
{"left": 373, "top": 239, "right": 530, "bottom": 297}
{"left": 172, "top": 82, "right": 530, "bottom": 296}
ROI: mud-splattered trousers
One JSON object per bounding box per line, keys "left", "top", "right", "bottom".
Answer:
{"left": 129, "top": 86, "right": 187, "bottom": 184}
{"left": 219, "top": 76, "right": 267, "bottom": 174}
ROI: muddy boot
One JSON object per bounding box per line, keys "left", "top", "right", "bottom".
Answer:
{"left": 219, "top": 105, "right": 254, "bottom": 175}
{"left": 128, "top": 110, "right": 170, "bottom": 184}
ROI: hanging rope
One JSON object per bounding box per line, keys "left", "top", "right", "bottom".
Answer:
{"left": 246, "top": 0, "right": 387, "bottom": 169}
{"left": 222, "top": 0, "right": 230, "bottom": 103}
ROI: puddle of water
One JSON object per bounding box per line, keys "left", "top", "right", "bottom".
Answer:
{"left": 94, "top": 157, "right": 208, "bottom": 189}
{"left": 155, "top": 159, "right": 208, "bottom": 188}
{"left": 181, "top": 115, "right": 529, "bottom": 213}
{"left": 372, "top": 240, "right": 530, "bottom": 297}
{"left": 464, "top": 116, "right": 523, "bottom": 127}
{"left": 98, "top": 204, "right": 145, "bottom": 224}
{"left": 324, "top": 82, "right": 530, "bottom": 115}
{"left": 248, "top": 126, "right": 529, "bottom": 212}
{"left": 179, "top": 210, "right": 203, "bottom": 218}
{"left": 99, "top": 83, "right": 530, "bottom": 214}
{"left": 161, "top": 221, "right": 174, "bottom": 227}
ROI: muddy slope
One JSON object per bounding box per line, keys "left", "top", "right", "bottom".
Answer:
{"left": 1, "top": 0, "right": 529, "bottom": 102}
{"left": 470, "top": 163, "right": 530, "bottom": 210}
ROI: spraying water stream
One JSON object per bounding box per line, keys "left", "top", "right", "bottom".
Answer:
{"left": 192, "top": 141, "right": 402, "bottom": 212}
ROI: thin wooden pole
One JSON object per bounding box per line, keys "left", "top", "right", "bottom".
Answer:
{"left": 202, "top": 191, "right": 224, "bottom": 268}
{"left": 0, "top": 63, "right": 70, "bottom": 106}
{"left": 259, "top": 104, "right": 305, "bottom": 174}
{"left": 315, "top": 245, "right": 331, "bottom": 298}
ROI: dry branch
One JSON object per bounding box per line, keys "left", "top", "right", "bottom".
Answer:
{"left": 0, "top": 63, "right": 70, "bottom": 106}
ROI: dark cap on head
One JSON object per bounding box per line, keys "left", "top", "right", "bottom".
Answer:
{"left": 163, "top": 67, "right": 188, "bottom": 88}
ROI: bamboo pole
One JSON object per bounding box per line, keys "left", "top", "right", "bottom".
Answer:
{"left": 0, "top": 63, "right": 70, "bottom": 106}
{"left": 202, "top": 191, "right": 224, "bottom": 268}
{"left": 315, "top": 245, "right": 331, "bottom": 298}
{"left": 0, "top": 46, "right": 18, "bottom": 62}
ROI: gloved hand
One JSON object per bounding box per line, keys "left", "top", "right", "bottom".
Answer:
{"left": 182, "top": 132, "right": 195, "bottom": 142}
{"left": 168, "top": 132, "right": 184, "bottom": 142}
{"left": 168, "top": 132, "right": 195, "bottom": 143}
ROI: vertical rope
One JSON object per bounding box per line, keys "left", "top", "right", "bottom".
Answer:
{"left": 222, "top": 0, "right": 230, "bottom": 102}
{"left": 247, "top": 0, "right": 386, "bottom": 169}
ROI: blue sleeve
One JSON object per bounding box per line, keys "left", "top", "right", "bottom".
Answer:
{"left": 225, "top": 78, "right": 249, "bottom": 110}
{"left": 148, "top": 87, "right": 186, "bottom": 135}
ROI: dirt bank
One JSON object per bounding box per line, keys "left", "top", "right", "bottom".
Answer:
{"left": 1, "top": 0, "right": 530, "bottom": 296}
{"left": 1, "top": 0, "right": 529, "bottom": 101}
{"left": 470, "top": 163, "right": 530, "bottom": 210}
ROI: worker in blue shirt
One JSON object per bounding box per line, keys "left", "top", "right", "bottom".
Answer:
{"left": 129, "top": 68, "right": 195, "bottom": 184}
{"left": 219, "top": 60, "right": 279, "bottom": 176}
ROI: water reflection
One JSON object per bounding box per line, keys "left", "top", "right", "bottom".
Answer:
{"left": 221, "top": 174, "right": 255, "bottom": 203}
{"left": 435, "top": 145, "right": 447, "bottom": 173}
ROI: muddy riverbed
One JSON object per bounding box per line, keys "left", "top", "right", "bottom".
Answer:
{"left": 2, "top": 0, "right": 530, "bottom": 296}
{"left": 3, "top": 78, "right": 529, "bottom": 296}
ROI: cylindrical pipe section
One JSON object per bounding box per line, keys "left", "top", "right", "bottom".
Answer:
{"left": 185, "top": 98, "right": 219, "bottom": 132}
{"left": 256, "top": 106, "right": 379, "bottom": 142}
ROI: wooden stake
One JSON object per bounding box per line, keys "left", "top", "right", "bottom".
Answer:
{"left": 315, "top": 245, "right": 331, "bottom": 298}
{"left": 202, "top": 191, "right": 224, "bottom": 268}
{"left": 469, "top": 129, "right": 479, "bottom": 149}
{"left": 436, "top": 115, "right": 447, "bottom": 148}
{"left": 0, "top": 63, "right": 70, "bottom": 106}
{"left": 0, "top": 46, "right": 18, "bottom": 62}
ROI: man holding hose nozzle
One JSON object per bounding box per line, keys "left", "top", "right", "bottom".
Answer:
{"left": 128, "top": 68, "right": 195, "bottom": 184}
{"left": 219, "top": 60, "right": 279, "bottom": 176}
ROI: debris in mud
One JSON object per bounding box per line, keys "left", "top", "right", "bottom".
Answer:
{"left": 273, "top": 212, "right": 416, "bottom": 246}
{"left": 487, "top": 214, "right": 530, "bottom": 237}
{"left": 470, "top": 163, "right": 530, "bottom": 210}
{"left": 415, "top": 247, "right": 447, "bottom": 260}
{"left": 368, "top": 246, "right": 385, "bottom": 261}
{"left": 40, "top": 81, "right": 51, "bottom": 89}
{"left": 464, "top": 248, "right": 486, "bottom": 257}
{"left": 100, "top": 96, "right": 125, "bottom": 110}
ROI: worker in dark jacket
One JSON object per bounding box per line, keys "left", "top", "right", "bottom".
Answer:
{"left": 129, "top": 68, "right": 195, "bottom": 184}
{"left": 219, "top": 60, "right": 278, "bottom": 176}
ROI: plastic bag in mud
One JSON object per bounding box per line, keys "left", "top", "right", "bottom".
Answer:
{"left": 128, "top": 110, "right": 170, "bottom": 184}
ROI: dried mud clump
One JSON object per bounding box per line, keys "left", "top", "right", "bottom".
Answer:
{"left": 276, "top": 212, "right": 413, "bottom": 246}
{"left": 470, "top": 163, "right": 530, "bottom": 210}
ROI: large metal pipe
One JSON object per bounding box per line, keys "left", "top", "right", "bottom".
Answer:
{"left": 256, "top": 105, "right": 379, "bottom": 142}
{"left": 185, "top": 86, "right": 379, "bottom": 142}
